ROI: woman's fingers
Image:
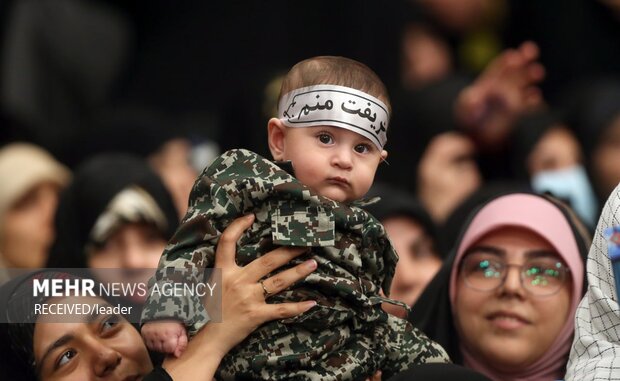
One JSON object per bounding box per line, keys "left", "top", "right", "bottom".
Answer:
{"left": 242, "top": 246, "right": 308, "bottom": 282}
{"left": 261, "top": 300, "right": 317, "bottom": 321}
{"left": 214, "top": 214, "right": 255, "bottom": 268}
{"left": 518, "top": 40, "right": 539, "bottom": 62}
{"left": 261, "top": 259, "right": 317, "bottom": 296}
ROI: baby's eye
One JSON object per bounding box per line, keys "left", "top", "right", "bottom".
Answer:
{"left": 56, "top": 349, "right": 76, "bottom": 369}
{"left": 354, "top": 143, "right": 371, "bottom": 154}
{"left": 318, "top": 133, "right": 334, "bottom": 145}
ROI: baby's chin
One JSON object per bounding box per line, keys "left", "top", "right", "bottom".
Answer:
{"left": 316, "top": 187, "right": 357, "bottom": 203}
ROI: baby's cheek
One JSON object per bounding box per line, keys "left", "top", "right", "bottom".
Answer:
{"left": 297, "top": 169, "right": 322, "bottom": 189}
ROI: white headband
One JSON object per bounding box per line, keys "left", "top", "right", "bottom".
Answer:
{"left": 278, "top": 84, "right": 389, "bottom": 149}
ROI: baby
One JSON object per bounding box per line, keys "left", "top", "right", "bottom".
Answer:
{"left": 141, "top": 56, "right": 448, "bottom": 380}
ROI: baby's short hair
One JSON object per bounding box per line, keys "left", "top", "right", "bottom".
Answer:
{"left": 279, "top": 56, "right": 391, "bottom": 115}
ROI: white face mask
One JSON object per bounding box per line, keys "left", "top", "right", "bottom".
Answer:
{"left": 531, "top": 165, "right": 599, "bottom": 226}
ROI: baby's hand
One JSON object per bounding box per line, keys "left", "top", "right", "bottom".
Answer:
{"left": 141, "top": 320, "right": 188, "bottom": 358}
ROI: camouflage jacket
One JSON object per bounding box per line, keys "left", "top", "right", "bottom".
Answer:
{"left": 142, "top": 149, "right": 449, "bottom": 380}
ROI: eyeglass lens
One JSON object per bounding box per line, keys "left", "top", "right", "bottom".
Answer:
{"left": 461, "top": 252, "right": 567, "bottom": 295}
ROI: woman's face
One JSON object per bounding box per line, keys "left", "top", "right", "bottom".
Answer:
{"left": 1, "top": 182, "right": 60, "bottom": 268}
{"left": 88, "top": 223, "right": 166, "bottom": 270}
{"left": 401, "top": 25, "right": 452, "bottom": 89}
{"left": 382, "top": 216, "right": 442, "bottom": 317}
{"left": 88, "top": 223, "right": 166, "bottom": 302}
{"left": 33, "top": 296, "right": 152, "bottom": 380}
{"left": 527, "top": 125, "right": 581, "bottom": 176}
{"left": 454, "top": 226, "right": 571, "bottom": 371}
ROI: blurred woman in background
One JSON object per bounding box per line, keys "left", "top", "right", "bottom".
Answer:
{"left": 0, "top": 143, "right": 70, "bottom": 283}
{"left": 46, "top": 153, "right": 179, "bottom": 310}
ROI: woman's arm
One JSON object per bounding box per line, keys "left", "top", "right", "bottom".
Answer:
{"left": 161, "top": 214, "right": 317, "bottom": 380}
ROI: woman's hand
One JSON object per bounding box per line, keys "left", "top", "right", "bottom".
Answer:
{"left": 163, "top": 214, "right": 317, "bottom": 380}
{"left": 199, "top": 213, "right": 317, "bottom": 356}
{"left": 455, "top": 41, "right": 545, "bottom": 149}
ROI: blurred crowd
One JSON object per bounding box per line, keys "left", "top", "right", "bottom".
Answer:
{"left": 1, "top": 0, "right": 620, "bottom": 380}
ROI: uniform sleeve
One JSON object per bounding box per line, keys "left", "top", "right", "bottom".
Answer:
{"left": 382, "top": 314, "right": 451, "bottom": 379}
{"left": 140, "top": 149, "right": 302, "bottom": 336}
{"left": 566, "top": 185, "right": 620, "bottom": 380}
{"left": 141, "top": 166, "right": 241, "bottom": 336}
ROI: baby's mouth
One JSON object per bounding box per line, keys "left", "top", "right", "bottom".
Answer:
{"left": 327, "top": 176, "right": 350, "bottom": 187}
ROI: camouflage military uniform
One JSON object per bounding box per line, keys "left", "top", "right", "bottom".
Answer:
{"left": 142, "top": 149, "right": 449, "bottom": 380}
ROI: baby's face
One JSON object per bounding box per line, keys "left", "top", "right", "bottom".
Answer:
{"left": 280, "top": 126, "right": 387, "bottom": 202}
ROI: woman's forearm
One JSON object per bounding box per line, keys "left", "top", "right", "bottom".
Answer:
{"left": 161, "top": 323, "right": 227, "bottom": 380}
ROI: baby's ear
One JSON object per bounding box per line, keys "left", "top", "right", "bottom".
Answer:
{"left": 267, "top": 118, "right": 286, "bottom": 161}
{"left": 380, "top": 150, "right": 388, "bottom": 161}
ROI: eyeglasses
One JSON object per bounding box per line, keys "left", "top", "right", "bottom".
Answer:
{"left": 459, "top": 251, "right": 570, "bottom": 296}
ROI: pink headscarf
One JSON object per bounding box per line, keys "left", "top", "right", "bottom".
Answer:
{"left": 448, "top": 194, "right": 584, "bottom": 381}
